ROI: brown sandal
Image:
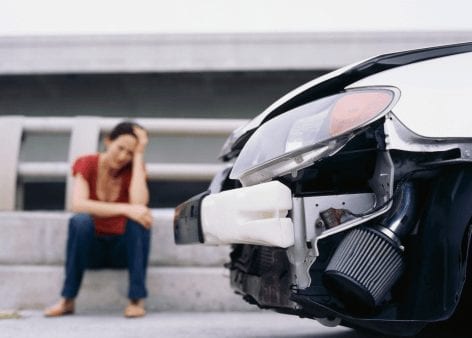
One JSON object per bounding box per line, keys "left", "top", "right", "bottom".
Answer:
{"left": 44, "top": 299, "right": 75, "bottom": 317}
{"left": 124, "top": 299, "right": 146, "bottom": 318}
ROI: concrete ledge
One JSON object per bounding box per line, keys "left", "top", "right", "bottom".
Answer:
{"left": 1, "top": 32, "right": 471, "bottom": 74}
{"left": 0, "top": 210, "right": 230, "bottom": 266}
{"left": 0, "top": 265, "right": 253, "bottom": 312}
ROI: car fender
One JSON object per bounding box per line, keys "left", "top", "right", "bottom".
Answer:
{"left": 347, "top": 52, "right": 472, "bottom": 138}
{"left": 400, "top": 165, "right": 472, "bottom": 321}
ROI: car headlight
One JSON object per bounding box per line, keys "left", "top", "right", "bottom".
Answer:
{"left": 230, "top": 86, "right": 400, "bottom": 186}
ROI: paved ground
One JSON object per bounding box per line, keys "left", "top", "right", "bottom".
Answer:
{"left": 0, "top": 311, "right": 360, "bottom": 338}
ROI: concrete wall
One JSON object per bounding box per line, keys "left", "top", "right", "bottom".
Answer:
{"left": 2, "top": 71, "right": 321, "bottom": 209}
{"left": 1, "top": 32, "right": 471, "bottom": 74}
{"left": 0, "top": 210, "right": 254, "bottom": 312}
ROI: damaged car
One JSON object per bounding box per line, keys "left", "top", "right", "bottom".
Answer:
{"left": 174, "top": 42, "right": 472, "bottom": 337}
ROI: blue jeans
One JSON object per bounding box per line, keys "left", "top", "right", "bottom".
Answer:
{"left": 61, "top": 214, "right": 151, "bottom": 300}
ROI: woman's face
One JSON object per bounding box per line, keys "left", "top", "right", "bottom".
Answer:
{"left": 104, "top": 134, "right": 138, "bottom": 170}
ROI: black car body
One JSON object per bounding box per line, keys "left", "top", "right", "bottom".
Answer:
{"left": 174, "top": 43, "right": 472, "bottom": 337}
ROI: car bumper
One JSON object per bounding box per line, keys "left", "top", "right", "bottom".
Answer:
{"left": 174, "top": 181, "right": 295, "bottom": 248}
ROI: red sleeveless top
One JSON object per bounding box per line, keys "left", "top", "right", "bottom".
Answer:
{"left": 72, "top": 154, "right": 132, "bottom": 235}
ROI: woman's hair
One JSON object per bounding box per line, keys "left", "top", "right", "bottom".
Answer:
{"left": 108, "top": 121, "right": 144, "bottom": 141}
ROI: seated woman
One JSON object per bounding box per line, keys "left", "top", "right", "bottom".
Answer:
{"left": 44, "top": 121, "right": 153, "bottom": 318}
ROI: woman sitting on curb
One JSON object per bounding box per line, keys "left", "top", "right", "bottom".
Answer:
{"left": 44, "top": 121, "right": 153, "bottom": 318}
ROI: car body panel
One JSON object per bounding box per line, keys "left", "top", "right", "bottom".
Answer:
{"left": 347, "top": 52, "right": 472, "bottom": 138}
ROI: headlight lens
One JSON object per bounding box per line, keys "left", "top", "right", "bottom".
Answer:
{"left": 230, "top": 86, "right": 399, "bottom": 186}
{"left": 329, "top": 90, "right": 395, "bottom": 136}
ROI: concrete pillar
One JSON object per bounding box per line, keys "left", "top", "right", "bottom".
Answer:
{"left": 0, "top": 116, "right": 24, "bottom": 210}
{"left": 65, "top": 117, "right": 101, "bottom": 210}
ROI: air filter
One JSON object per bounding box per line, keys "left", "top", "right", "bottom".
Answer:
{"left": 323, "top": 226, "right": 404, "bottom": 311}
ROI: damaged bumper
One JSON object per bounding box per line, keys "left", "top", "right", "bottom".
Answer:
{"left": 174, "top": 181, "right": 294, "bottom": 248}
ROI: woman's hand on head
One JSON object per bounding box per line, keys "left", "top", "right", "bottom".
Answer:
{"left": 133, "top": 126, "right": 149, "bottom": 154}
{"left": 126, "top": 204, "right": 153, "bottom": 229}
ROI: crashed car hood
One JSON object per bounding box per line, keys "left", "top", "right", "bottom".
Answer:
{"left": 221, "top": 42, "right": 472, "bottom": 160}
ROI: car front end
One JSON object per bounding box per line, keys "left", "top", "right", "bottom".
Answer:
{"left": 174, "top": 42, "right": 472, "bottom": 336}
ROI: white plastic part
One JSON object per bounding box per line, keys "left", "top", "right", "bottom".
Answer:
{"left": 201, "top": 181, "right": 294, "bottom": 247}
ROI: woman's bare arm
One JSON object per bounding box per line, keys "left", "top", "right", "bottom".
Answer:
{"left": 71, "top": 174, "right": 152, "bottom": 227}
{"left": 129, "top": 127, "right": 150, "bottom": 205}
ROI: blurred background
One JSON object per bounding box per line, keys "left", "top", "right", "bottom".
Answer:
{"left": 1, "top": 0, "right": 471, "bottom": 210}
{"left": 1, "top": 0, "right": 472, "bottom": 315}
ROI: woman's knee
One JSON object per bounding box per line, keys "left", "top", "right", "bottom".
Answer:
{"left": 68, "top": 213, "right": 95, "bottom": 236}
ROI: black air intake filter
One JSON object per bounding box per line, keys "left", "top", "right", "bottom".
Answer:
{"left": 323, "top": 227, "right": 404, "bottom": 311}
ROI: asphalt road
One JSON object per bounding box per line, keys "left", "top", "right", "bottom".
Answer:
{"left": 0, "top": 310, "right": 362, "bottom": 338}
